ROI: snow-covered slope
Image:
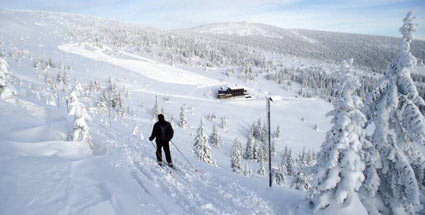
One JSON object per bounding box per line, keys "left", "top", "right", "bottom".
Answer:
{"left": 186, "top": 22, "right": 425, "bottom": 71}
{"left": 0, "top": 9, "right": 375, "bottom": 215}
{"left": 186, "top": 21, "right": 307, "bottom": 40}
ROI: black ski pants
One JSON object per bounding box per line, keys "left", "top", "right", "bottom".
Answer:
{"left": 156, "top": 141, "right": 172, "bottom": 164}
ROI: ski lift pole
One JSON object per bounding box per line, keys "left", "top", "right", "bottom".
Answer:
{"left": 170, "top": 141, "right": 198, "bottom": 172}
{"left": 266, "top": 96, "right": 282, "bottom": 188}
{"left": 267, "top": 97, "right": 272, "bottom": 188}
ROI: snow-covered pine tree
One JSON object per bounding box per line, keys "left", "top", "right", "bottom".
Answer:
{"left": 274, "top": 166, "right": 286, "bottom": 186}
{"left": 362, "top": 11, "right": 425, "bottom": 215}
{"left": 220, "top": 116, "right": 227, "bottom": 129}
{"left": 257, "top": 156, "right": 266, "bottom": 176}
{"left": 257, "top": 141, "right": 268, "bottom": 163}
{"left": 59, "top": 71, "right": 70, "bottom": 112}
{"left": 55, "top": 72, "right": 63, "bottom": 108}
{"left": 252, "top": 121, "right": 260, "bottom": 139}
{"left": 231, "top": 137, "right": 243, "bottom": 173}
{"left": 193, "top": 117, "right": 216, "bottom": 166}
{"left": 243, "top": 163, "right": 252, "bottom": 176}
{"left": 273, "top": 125, "right": 281, "bottom": 139}
{"left": 104, "top": 78, "right": 116, "bottom": 126}
{"left": 209, "top": 124, "right": 222, "bottom": 148}
{"left": 292, "top": 171, "right": 311, "bottom": 191}
{"left": 260, "top": 123, "right": 267, "bottom": 143}
{"left": 305, "top": 150, "right": 315, "bottom": 167}
{"left": 309, "top": 59, "right": 366, "bottom": 210}
{"left": 0, "top": 57, "right": 15, "bottom": 102}
{"left": 244, "top": 131, "right": 256, "bottom": 159}
{"left": 298, "top": 147, "right": 307, "bottom": 170}
{"left": 97, "top": 90, "right": 108, "bottom": 111}
{"left": 279, "top": 150, "right": 288, "bottom": 175}
{"left": 68, "top": 85, "right": 93, "bottom": 150}
{"left": 252, "top": 139, "right": 259, "bottom": 160}
{"left": 62, "top": 71, "right": 70, "bottom": 92}
{"left": 180, "top": 105, "right": 187, "bottom": 128}
{"left": 112, "top": 89, "right": 125, "bottom": 119}
{"left": 283, "top": 147, "right": 295, "bottom": 176}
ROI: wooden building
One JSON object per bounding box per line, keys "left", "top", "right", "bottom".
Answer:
{"left": 217, "top": 87, "right": 248, "bottom": 99}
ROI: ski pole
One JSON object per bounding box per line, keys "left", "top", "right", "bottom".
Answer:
{"left": 170, "top": 141, "right": 198, "bottom": 172}
{"left": 149, "top": 140, "right": 163, "bottom": 164}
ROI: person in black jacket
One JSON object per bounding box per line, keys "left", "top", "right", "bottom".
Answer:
{"left": 149, "top": 114, "right": 174, "bottom": 167}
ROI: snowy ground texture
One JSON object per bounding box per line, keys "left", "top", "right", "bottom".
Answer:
{"left": 0, "top": 10, "right": 375, "bottom": 215}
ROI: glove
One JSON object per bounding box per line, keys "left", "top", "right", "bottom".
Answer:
{"left": 149, "top": 137, "right": 154, "bottom": 141}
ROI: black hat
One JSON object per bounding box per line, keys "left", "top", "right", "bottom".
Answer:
{"left": 158, "top": 114, "right": 165, "bottom": 121}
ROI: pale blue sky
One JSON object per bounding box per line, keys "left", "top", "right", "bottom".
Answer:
{"left": 1, "top": 0, "right": 424, "bottom": 39}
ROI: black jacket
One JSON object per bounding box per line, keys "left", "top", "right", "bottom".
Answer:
{"left": 149, "top": 120, "right": 174, "bottom": 143}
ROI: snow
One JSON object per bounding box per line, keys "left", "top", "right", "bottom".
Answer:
{"left": 186, "top": 22, "right": 318, "bottom": 44}
{"left": 188, "top": 21, "right": 273, "bottom": 37}
{"left": 0, "top": 9, "right": 381, "bottom": 215}
{"left": 58, "top": 43, "right": 221, "bottom": 86}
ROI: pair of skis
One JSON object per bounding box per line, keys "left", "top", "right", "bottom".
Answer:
{"left": 149, "top": 140, "right": 198, "bottom": 174}
{"left": 158, "top": 162, "right": 178, "bottom": 174}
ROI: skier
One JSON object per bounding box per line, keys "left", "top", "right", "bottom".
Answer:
{"left": 149, "top": 114, "right": 174, "bottom": 167}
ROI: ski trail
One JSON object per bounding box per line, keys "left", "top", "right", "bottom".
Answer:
{"left": 129, "top": 171, "right": 169, "bottom": 215}
{"left": 58, "top": 43, "right": 221, "bottom": 86}
{"left": 92, "top": 114, "right": 275, "bottom": 214}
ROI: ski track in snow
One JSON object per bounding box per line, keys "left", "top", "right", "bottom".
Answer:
{"left": 96, "top": 120, "right": 275, "bottom": 215}
{"left": 58, "top": 43, "right": 221, "bottom": 87}
{"left": 0, "top": 11, "right": 334, "bottom": 215}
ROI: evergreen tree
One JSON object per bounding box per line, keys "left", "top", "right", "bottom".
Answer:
{"left": 231, "top": 137, "right": 243, "bottom": 173}
{"left": 257, "top": 157, "right": 266, "bottom": 176}
{"left": 252, "top": 120, "right": 261, "bottom": 139}
{"left": 273, "top": 125, "right": 281, "bottom": 139}
{"left": 260, "top": 123, "right": 267, "bottom": 142}
{"left": 298, "top": 147, "right": 308, "bottom": 170}
{"left": 97, "top": 90, "right": 108, "bottom": 111}
{"left": 55, "top": 72, "right": 63, "bottom": 108}
{"left": 113, "top": 90, "right": 125, "bottom": 118}
{"left": 274, "top": 166, "right": 286, "bottom": 186}
{"left": 252, "top": 139, "right": 259, "bottom": 160}
{"left": 283, "top": 147, "right": 295, "bottom": 176}
{"left": 0, "top": 57, "right": 15, "bottom": 102}
{"left": 279, "top": 149, "right": 288, "bottom": 175}
{"left": 243, "top": 163, "right": 252, "bottom": 176}
{"left": 209, "top": 125, "right": 222, "bottom": 148}
{"left": 220, "top": 116, "right": 227, "bottom": 129}
{"left": 257, "top": 141, "right": 268, "bottom": 163}
{"left": 292, "top": 171, "right": 311, "bottom": 191}
{"left": 193, "top": 117, "right": 216, "bottom": 166}
{"left": 310, "top": 59, "right": 366, "bottom": 210}
{"left": 68, "top": 85, "right": 93, "bottom": 150}
{"left": 104, "top": 78, "right": 116, "bottom": 126}
{"left": 305, "top": 150, "right": 315, "bottom": 167}
{"left": 244, "top": 131, "right": 256, "bottom": 159}
{"left": 180, "top": 105, "right": 187, "bottom": 128}
{"left": 362, "top": 11, "right": 425, "bottom": 215}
